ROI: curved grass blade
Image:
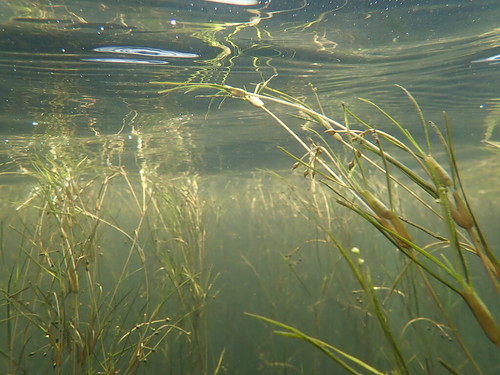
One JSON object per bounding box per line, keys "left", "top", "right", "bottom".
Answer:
{"left": 245, "top": 313, "right": 385, "bottom": 375}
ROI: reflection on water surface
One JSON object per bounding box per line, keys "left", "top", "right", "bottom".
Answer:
{"left": 0, "top": 0, "right": 498, "bottom": 167}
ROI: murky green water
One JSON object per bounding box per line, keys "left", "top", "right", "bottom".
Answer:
{"left": 1, "top": 1, "right": 499, "bottom": 374}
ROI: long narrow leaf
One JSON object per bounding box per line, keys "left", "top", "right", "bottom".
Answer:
{"left": 245, "top": 313, "right": 385, "bottom": 375}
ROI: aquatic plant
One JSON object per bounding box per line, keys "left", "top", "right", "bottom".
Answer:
{"left": 147, "top": 177, "right": 218, "bottom": 375}
{"left": 0, "top": 134, "right": 218, "bottom": 374}
{"left": 151, "top": 79, "right": 499, "bottom": 373}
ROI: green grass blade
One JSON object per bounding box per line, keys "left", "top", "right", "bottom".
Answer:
{"left": 245, "top": 313, "right": 385, "bottom": 375}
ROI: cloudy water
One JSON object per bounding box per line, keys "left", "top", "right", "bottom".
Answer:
{"left": 0, "top": 1, "right": 499, "bottom": 374}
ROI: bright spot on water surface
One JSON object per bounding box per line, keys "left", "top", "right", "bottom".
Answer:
{"left": 92, "top": 46, "right": 199, "bottom": 58}
{"left": 471, "top": 54, "right": 500, "bottom": 65}
{"left": 204, "top": 0, "right": 259, "bottom": 5}
{"left": 81, "top": 58, "right": 169, "bottom": 64}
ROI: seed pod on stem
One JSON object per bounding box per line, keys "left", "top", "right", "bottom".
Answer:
{"left": 425, "top": 155, "right": 452, "bottom": 187}
{"left": 363, "top": 190, "right": 392, "bottom": 219}
{"left": 449, "top": 191, "right": 473, "bottom": 229}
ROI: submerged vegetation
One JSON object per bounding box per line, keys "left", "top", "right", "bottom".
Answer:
{"left": 1, "top": 78, "right": 498, "bottom": 373}
{"left": 0, "top": 137, "right": 220, "bottom": 374}
{"left": 0, "top": 79, "right": 498, "bottom": 373}
{"left": 1, "top": 1, "right": 498, "bottom": 374}
{"left": 147, "top": 79, "right": 499, "bottom": 374}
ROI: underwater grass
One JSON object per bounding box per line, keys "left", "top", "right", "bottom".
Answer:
{"left": 0, "top": 135, "right": 218, "bottom": 374}
{"left": 152, "top": 79, "right": 499, "bottom": 373}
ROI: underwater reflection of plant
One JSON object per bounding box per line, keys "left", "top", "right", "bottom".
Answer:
{"left": 152, "top": 79, "right": 499, "bottom": 373}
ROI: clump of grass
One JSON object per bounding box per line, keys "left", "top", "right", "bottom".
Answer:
{"left": 0, "top": 135, "right": 216, "bottom": 374}
{"left": 147, "top": 177, "right": 218, "bottom": 375}
{"left": 151, "top": 79, "right": 498, "bottom": 373}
